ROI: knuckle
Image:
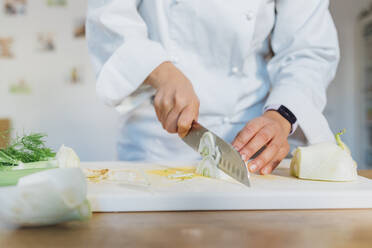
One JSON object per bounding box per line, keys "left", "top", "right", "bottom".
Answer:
{"left": 274, "top": 122, "right": 282, "bottom": 131}
{"left": 249, "top": 139, "right": 261, "bottom": 151}
{"left": 257, "top": 131, "right": 271, "bottom": 143}
{"left": 162, "top": 98, "right": 172, "bottom": 109}
{"left": 242, "top": 146, "right": 255, "bottom": 157}
{"left": 165, "top": 123, "right": 177, "bottom": 133}
{"left": 236, "top": 133, "right": 248, "bottom": 145}
{"left": 254, "top": 158, "right": 265, "bottom": 168}
{"left": 270, "top": 142, "right": 280, "bottom": 152}
{"left": 243, "top": 125, "right": 256, "bottom": 136}
{"left": 268, "top": 122, "right": 279, "bottom": 131}
{"left": 261, "top": 150, "right": 274, "bottom": 165}
{"left": 175, "top": 97, "right": 187, "bottom": 109}
{"left": 154, "top": 95, "right": 161, "bottom": 108}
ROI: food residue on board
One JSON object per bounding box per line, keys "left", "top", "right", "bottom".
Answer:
{"left": 146, "top": 167, "right": 203, "bottom": 181}
{"left": 83, "top": 168, "right": 150, "bottom": 186}
{"left": 84, "top": 168, "right": 109, "bottom": 183}
{"left": 83, "top": 166, "right": 205, "bottom": 184}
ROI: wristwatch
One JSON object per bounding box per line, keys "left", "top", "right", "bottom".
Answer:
{"left": 264, "top": 104, "right": 298, "bottom": 135}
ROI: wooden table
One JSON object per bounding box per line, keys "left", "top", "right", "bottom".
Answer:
{"left": 1, "top": 170, "right": 372, "bottom": 248}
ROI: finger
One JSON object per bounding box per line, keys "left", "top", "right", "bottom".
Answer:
{"left": 153, "top": 93, "right": 163, "bottom": 122}
{"left": 159, "top": 95, "right": 174, "bottom": 124}
{"left": 177, "top": 105, "right": 198, "bottom": 138}
{"left": 232, "top": 117, "right": 267, "bottom": 151}
{"left": 247, "top": 138, "right": 280, "bottom": 173}
{"left": 239, "top": 125, "right": 275, "bottom": 162}
{"left": 164, "top": 105, "right": 185, "bottom": 133}
{"left": 260, "top": 143, "right": 290, "bottom": 175}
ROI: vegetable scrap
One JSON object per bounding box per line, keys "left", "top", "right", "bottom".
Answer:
{"left": 0, "top": 132, "right": 91, "bottom": 227}
{"left": 290, "top": 129, "right": 358, "bottom": 182}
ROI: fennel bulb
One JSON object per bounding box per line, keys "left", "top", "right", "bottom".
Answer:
{"left": 290, "top": 130, "right": 357, "bottom": 182}
{"left": 56, "top": 145, "right": 80, "bottom": 168}
{"left": 195, "top": 132, "right": 222, "bottom": 178}
{"left": 0, "top": 168, "right": 91, "bottom": 227}
{"left": 0, "top": 145, "right": 80, "bottom": 187}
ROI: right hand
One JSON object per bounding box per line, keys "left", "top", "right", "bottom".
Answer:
{"left": 144, "top": 62, "right": 200, "bottom": 138}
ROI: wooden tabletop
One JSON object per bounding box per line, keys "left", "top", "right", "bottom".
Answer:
{"left": 1, "top": 170, "right": 372, "bottom": 248}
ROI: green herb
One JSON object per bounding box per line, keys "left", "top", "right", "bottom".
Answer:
{"left": 0, "top": 133, "right": 56, "bottom": 167}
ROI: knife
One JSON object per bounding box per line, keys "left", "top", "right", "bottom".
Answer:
{"left": 182, "top": 122, "right": 251, "bottom": 187}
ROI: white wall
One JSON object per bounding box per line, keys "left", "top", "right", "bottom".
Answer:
{"left": 327, "top": 0, "right": 371, "bottom": 168}
{"left": 0, "top": 0, "right": 119, "bottom": 161}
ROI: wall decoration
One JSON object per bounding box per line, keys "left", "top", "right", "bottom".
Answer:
{"left": 69, "top": 66, "right": 83, "bottom": 84}
{"left": 4, "top": 0, "right": 27, "bottom": 15}
{"left": 9, "top": 79, "right": 31, "bottom": 94}
{"left": 36, "top": 33, "right": 55, "bottom": 52}
{"left": 73, "top": 18, "right": 85, "bottom": 38}
{"left": 46, "top": 0, "right": 67, "bottom": 7}
{"left": 0, "top": 37, "right": 14, "bottom": 58}
{"left": 0, "top": 119, "right": 11, "bottom": 149}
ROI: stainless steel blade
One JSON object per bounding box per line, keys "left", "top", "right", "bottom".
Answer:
{"left": 182, "top": 122, "right": 251, "bottom": 187}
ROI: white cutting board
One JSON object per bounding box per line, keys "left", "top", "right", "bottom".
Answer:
{"left": 83, "top": 160, "right": 372, "bottom": 212}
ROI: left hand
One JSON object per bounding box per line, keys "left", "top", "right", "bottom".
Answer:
{"left": 232, "top": 111, "right": 291, "bottom": 175}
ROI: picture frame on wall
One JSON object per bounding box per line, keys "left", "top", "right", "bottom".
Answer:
{"left": 36, "top": 32, "right": 56, "bottom": 52}
{"left": 0, "top": 37, "right": 14, "bottom": 58}
{"left": 0, "top": 119, "right": 11, "bottom": 149}
{"left": 9, "top": 79, "right": 31, "bottom": 95}
{"left": 4, "top": 0, "right": 27, "bottom": 15}
{"left": 46, "top": 0, "right": 67, "bottom": 7}
{"left": 73, "top": 18, "right": 86, "bottom": 39}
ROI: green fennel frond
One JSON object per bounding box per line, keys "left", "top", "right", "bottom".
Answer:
{"left": 0, "top": 132, "right": 56, "bottom": 167}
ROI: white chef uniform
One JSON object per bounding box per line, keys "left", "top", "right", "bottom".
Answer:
{"left": 86, "top": 0, "right": 340, "bottom": 162}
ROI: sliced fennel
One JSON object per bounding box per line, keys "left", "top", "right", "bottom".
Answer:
{"left": 0, "top": 168, "right": 91, "bottom": 227}
{"left": 290, "top": 130, "right": 357, "bottom": 182}
{"left": 195, "top": 132, "right": 222, "bottom": 178}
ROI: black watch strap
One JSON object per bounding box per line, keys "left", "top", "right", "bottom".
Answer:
{"left": 277, "top": 105, "right": 297, "bottom": 126}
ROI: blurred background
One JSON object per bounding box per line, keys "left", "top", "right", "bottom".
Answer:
{"left": 1, "top": 0, "right": 372, "bottom": 168}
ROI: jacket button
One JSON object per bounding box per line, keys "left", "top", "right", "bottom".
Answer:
{"left": 231, "top": 67, "right": 239, "bottom": 74}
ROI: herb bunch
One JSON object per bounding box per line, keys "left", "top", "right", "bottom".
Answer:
{"left": 0, "top": 133, "right": 56, "bottom": 166}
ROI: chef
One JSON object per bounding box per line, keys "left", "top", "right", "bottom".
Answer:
{"left": 86, "top": 0, "right": 339, "bottom": 175}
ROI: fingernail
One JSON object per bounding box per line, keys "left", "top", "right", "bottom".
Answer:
{"left": 262, "top": 167, "right": 271, "bottom": 175}
{"left": 249, "top": 164, "right": 257, "bottom": 172}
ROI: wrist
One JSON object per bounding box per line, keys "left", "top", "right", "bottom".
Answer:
{"left": 144, "top": 61, "right": 173, "bottom": 89}
{"left": 264, "top": 110, "right": 291, "bottom": 136}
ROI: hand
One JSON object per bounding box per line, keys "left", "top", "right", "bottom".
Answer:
{"left": 145, "top": 62, "right": 200, "bottom": 138}
{"left": 232, "top": 111, "right": 291, "bottom": 175}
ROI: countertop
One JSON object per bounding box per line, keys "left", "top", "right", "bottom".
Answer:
{"left": 1, "top": 170, "right": 372, "bottom": 248}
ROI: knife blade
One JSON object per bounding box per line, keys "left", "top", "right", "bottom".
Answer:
{"left": 182, "top": 122, "right": 251, "bottom": 187}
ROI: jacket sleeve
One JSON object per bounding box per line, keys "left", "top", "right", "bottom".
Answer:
{"left": 264, "top": 0, "right": 340, "bottom": 144}
{"left": 86, "top": 0, "right": 169, "bottom": 107}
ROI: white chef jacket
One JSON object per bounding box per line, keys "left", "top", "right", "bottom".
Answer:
{"left": 86, "top": 0, "right": 340, "bottom": 162}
